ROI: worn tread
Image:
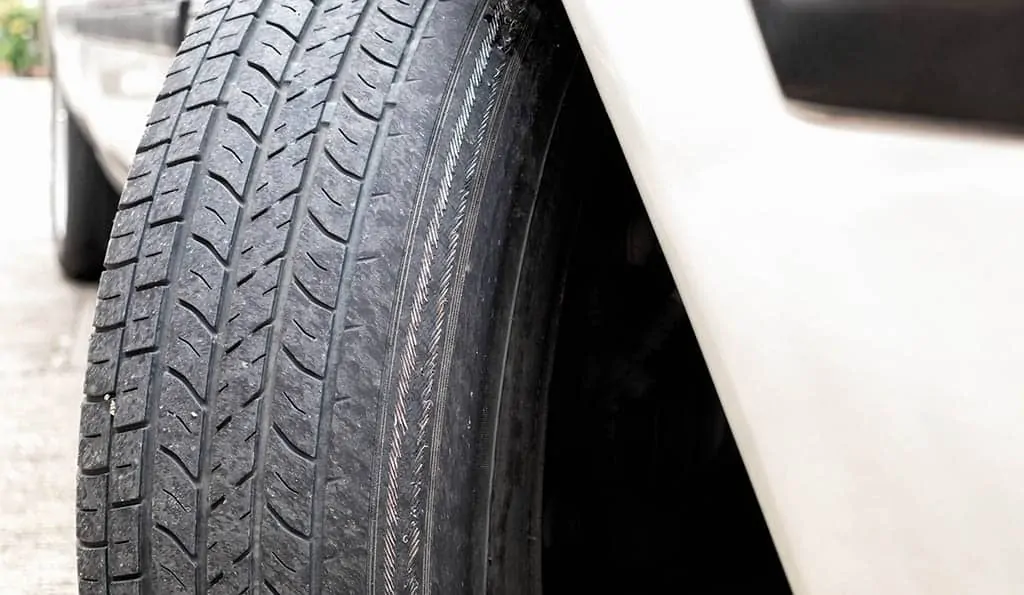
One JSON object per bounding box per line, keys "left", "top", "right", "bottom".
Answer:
{"left": 76, "top": 0, "right": 550, "bottom": 592}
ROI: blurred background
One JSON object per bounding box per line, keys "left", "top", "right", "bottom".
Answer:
{"left": 0, "top": 0, "right": 94, "bottom": 591}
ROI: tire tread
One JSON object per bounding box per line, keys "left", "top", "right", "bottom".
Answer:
{"left": 77, "top": 0, "right": 455, "bottom": 592}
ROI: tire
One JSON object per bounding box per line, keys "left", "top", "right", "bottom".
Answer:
{"left": 77, "top": 0, "right": 581, "bottom": 592}
{"left": 52, "top": 83, "right": 119, "bottom": 281}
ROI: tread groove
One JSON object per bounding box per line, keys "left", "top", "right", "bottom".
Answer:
{"left": 377, "top": 5, "right": 414, "bottom": 27}
{"left": 360, "top": 43, "right": 398, "bottom": 68}
{"left": 179, "top": 297, "right": 218, "bottom": 334}
{"left": 168, "top": 365, "right": 206, "bottom": 407}
{"left": 266, "top": 500, "right": 311, "bottom": 540}
{"left": 226, "top": 111, "right": 262, "bottom": 142}
{"left": 155, "top": 522, "right": 198, "bottom": 560}
{"left": 292, "top": 275, "right": 334, "bottom": 311}
{"left": 192, "top": 231, "right": 232, "bottom": 267}
{"left": 207, "top": 171, "right": 245, "bottom": 205}
{"left": 306, "top": 209, "right": 348, "bottom": 244}
{"left": 159, "top": 445, "right": 200, "bottom": 484}
{"left": 341, "top": 89, "right": 383, "bottom": 121}
{"left": 322, "top": 146, "right": 364, "bottom": 182}
{"left": 265, "top": 19, "right": 300, "bottom": 42}
{"left": 246, "top": 59, "right": 281, "bottom": 88}
{"left": 272, "top": 422, "right": 316, "bottom": 462}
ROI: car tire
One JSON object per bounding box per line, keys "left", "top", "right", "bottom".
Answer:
{"left": 77, "top": 0, "right": 581, "bottom": 592}
{"left": 52, "top": 83, "right": 119, "bottom": 281}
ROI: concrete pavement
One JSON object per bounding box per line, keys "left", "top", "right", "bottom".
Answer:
{"left": 0, "top": 76, "right": 98, "bottom": 593}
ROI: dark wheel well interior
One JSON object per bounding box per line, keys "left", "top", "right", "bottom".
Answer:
{"left": 539, "top": 72, "right": 791, "bottom": 593}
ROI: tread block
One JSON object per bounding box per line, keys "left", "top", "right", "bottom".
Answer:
{"left": 154, "top": 451, "right": 199, "bottom": 552}
{"left": 114, "top": 353, "right": 153, "bottom": 428}
{"left": 94, "top": 266, "right": 132, "bottom": 328}
{"left": 179, "top": 6, "right": 228, "bottom": 53}
{"left": 379, "top": 0, "right": 421, "bottom": 28}
{"left": 151, "top": 162, "right": 195, "bottom": 223}
{"left": 139, "top": 91, "right": 188, "bottom": 151}
{"left": 326, "top": 104, "right": 375, "bottom": 177}
{"left": 109, "top": 505, "right": 142, "bottom": 576}
{"left": 267, "top": 79, "right": 331, "bottom": 157}
{"left": 266, "top": 0, "right": 313, "bottom": 39}
{"left": 162, "top": 46, "right": 206, "bottom": 98}
{"left": 194, "top": 184, "right": 239, "bottom": 260}
{"left": 280, "top": 284, "right": 332, "bottom": 375}
{"left": 158, "top": 369, "right": 205, "bottom": 478}
{"left": 79, "top": 401, "right": 112, "bottom": 473}
{"left": 124, "top": 287, "right": 165, "bottom": 353}
{"left": 167, "top": 105, "right": 215, "bottom": 165}
{"left": 208, "top": 14, "right": 254, "bottom": 58}
{"left": 265, "top": 436, "right": 315, "bottom": 534}
{"left": 223, "top": 262, "right": 281, "bottom": 349}
{"left": 248, "top": 25, "right": 297, "bottom": 84}
{"left": 121, "top": 144, "right": 167, "bottom": 207}
{"left": 110, "top": 429, "right": 145, "bottom": 503}
{"left": 309, "top": 149, "right": 361, "bottom": 240}
{"left": 226, "top": 65, "right": 277, "bottom": 136}
{"left": 304, "top": 187, "right": 351, "bottom": 246}
{"left": 254, "top": 139, "right": 311, "bottom": 213}
{"left": 106, "top": 203, "right": 151, "bottom": 266}
{"left": 208, "top": 484, "right": 255, "bottom": 554}
{"left": 77, "top": 474, "right": 107, "bottom": 543}
{"left": 165, "top": 305, "right": 215, "bottom": 395}
{"left": 208, "top": 119, "right": 258, "bottom": 197}
{"left": 261, "top": 516, "right": 312, "bottom": 587}
{"left": 292, "top": 222, "right": 346, "bottom": 308}
{"left": 225, "top": 0, "right": 261, "bottom": 21}
{"left": 209, "top": 402, "right": 260, "bottom": 494}
{"left": 85, "top": 328, "right": 123, "bottom": 397}
{"left": 361, "top": 12, "right": 413, "bottom": 66}
{"left": 181, "top": 238, "right": 229, "bottom": 323}
{"left": 78, "top": 545, "right": 107, "bottom": 594}
{"left": 340, "top": 48, "right": 393, "bottom": 120}
{"left": 272, "top": 353, "right": 324, "bottom": 456}
{"left": 186, "top": 54, "right": 234, "bottom": 108}
{"left": 153, "top": 527, "right": 197, "bottom": 594}
{"left": 135, "top": 220, "right": 180, "bottom": 288}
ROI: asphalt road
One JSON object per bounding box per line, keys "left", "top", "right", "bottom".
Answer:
{"left": 0, "top": 76, "right": 97, "bottom": 593}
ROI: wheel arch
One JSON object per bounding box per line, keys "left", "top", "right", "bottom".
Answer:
{"left": 561, "top": 1, "right": 1024, "bottom": 593}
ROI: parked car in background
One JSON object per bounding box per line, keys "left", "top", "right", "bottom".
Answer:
{"left": 46, "top": 0, "right": 187, "bottom": 278}
{"left": 49, "top": 0, "right": 1024, "bottom": 593}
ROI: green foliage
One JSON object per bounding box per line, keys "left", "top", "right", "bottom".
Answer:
{"left": 0, "top": 0, "right": 40, "bottom": 75}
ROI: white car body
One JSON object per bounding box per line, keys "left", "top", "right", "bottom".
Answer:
{"left": 45, "top": 0, "right": 177, "bottom": 183}
{"left": 563, "top": 1, "right": 1024, "bottom": 593}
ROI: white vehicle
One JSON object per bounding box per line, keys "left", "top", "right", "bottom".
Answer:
{"left": 51, "top": 0, "right": 1024, "bottom": 592}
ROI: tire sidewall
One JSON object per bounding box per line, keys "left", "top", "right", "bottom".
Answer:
{"left": 371, "top": 7, "right": 580, "bottom": 591}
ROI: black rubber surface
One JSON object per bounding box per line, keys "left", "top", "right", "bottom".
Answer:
{"left": 76, "top": 0, "right": 576, "bottom": 592}
{"left": 54, "top": 85, "right": 119, "bottom": 281}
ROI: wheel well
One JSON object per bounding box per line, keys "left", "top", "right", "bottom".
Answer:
{"left": 539, "top": 69, "right": 790, "bottom": 593}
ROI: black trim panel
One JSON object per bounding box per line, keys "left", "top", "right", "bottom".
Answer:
{"left": 753, "top": 0, "right": 1024, "bottom": 126}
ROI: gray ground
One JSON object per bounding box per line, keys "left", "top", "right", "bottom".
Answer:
{"left": 0, "top": 76, "right": 97, "bottom": 593}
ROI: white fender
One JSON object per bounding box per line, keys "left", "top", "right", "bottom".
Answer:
{"left": 562, "top": 1, "right": 1024, "bottom": 592}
